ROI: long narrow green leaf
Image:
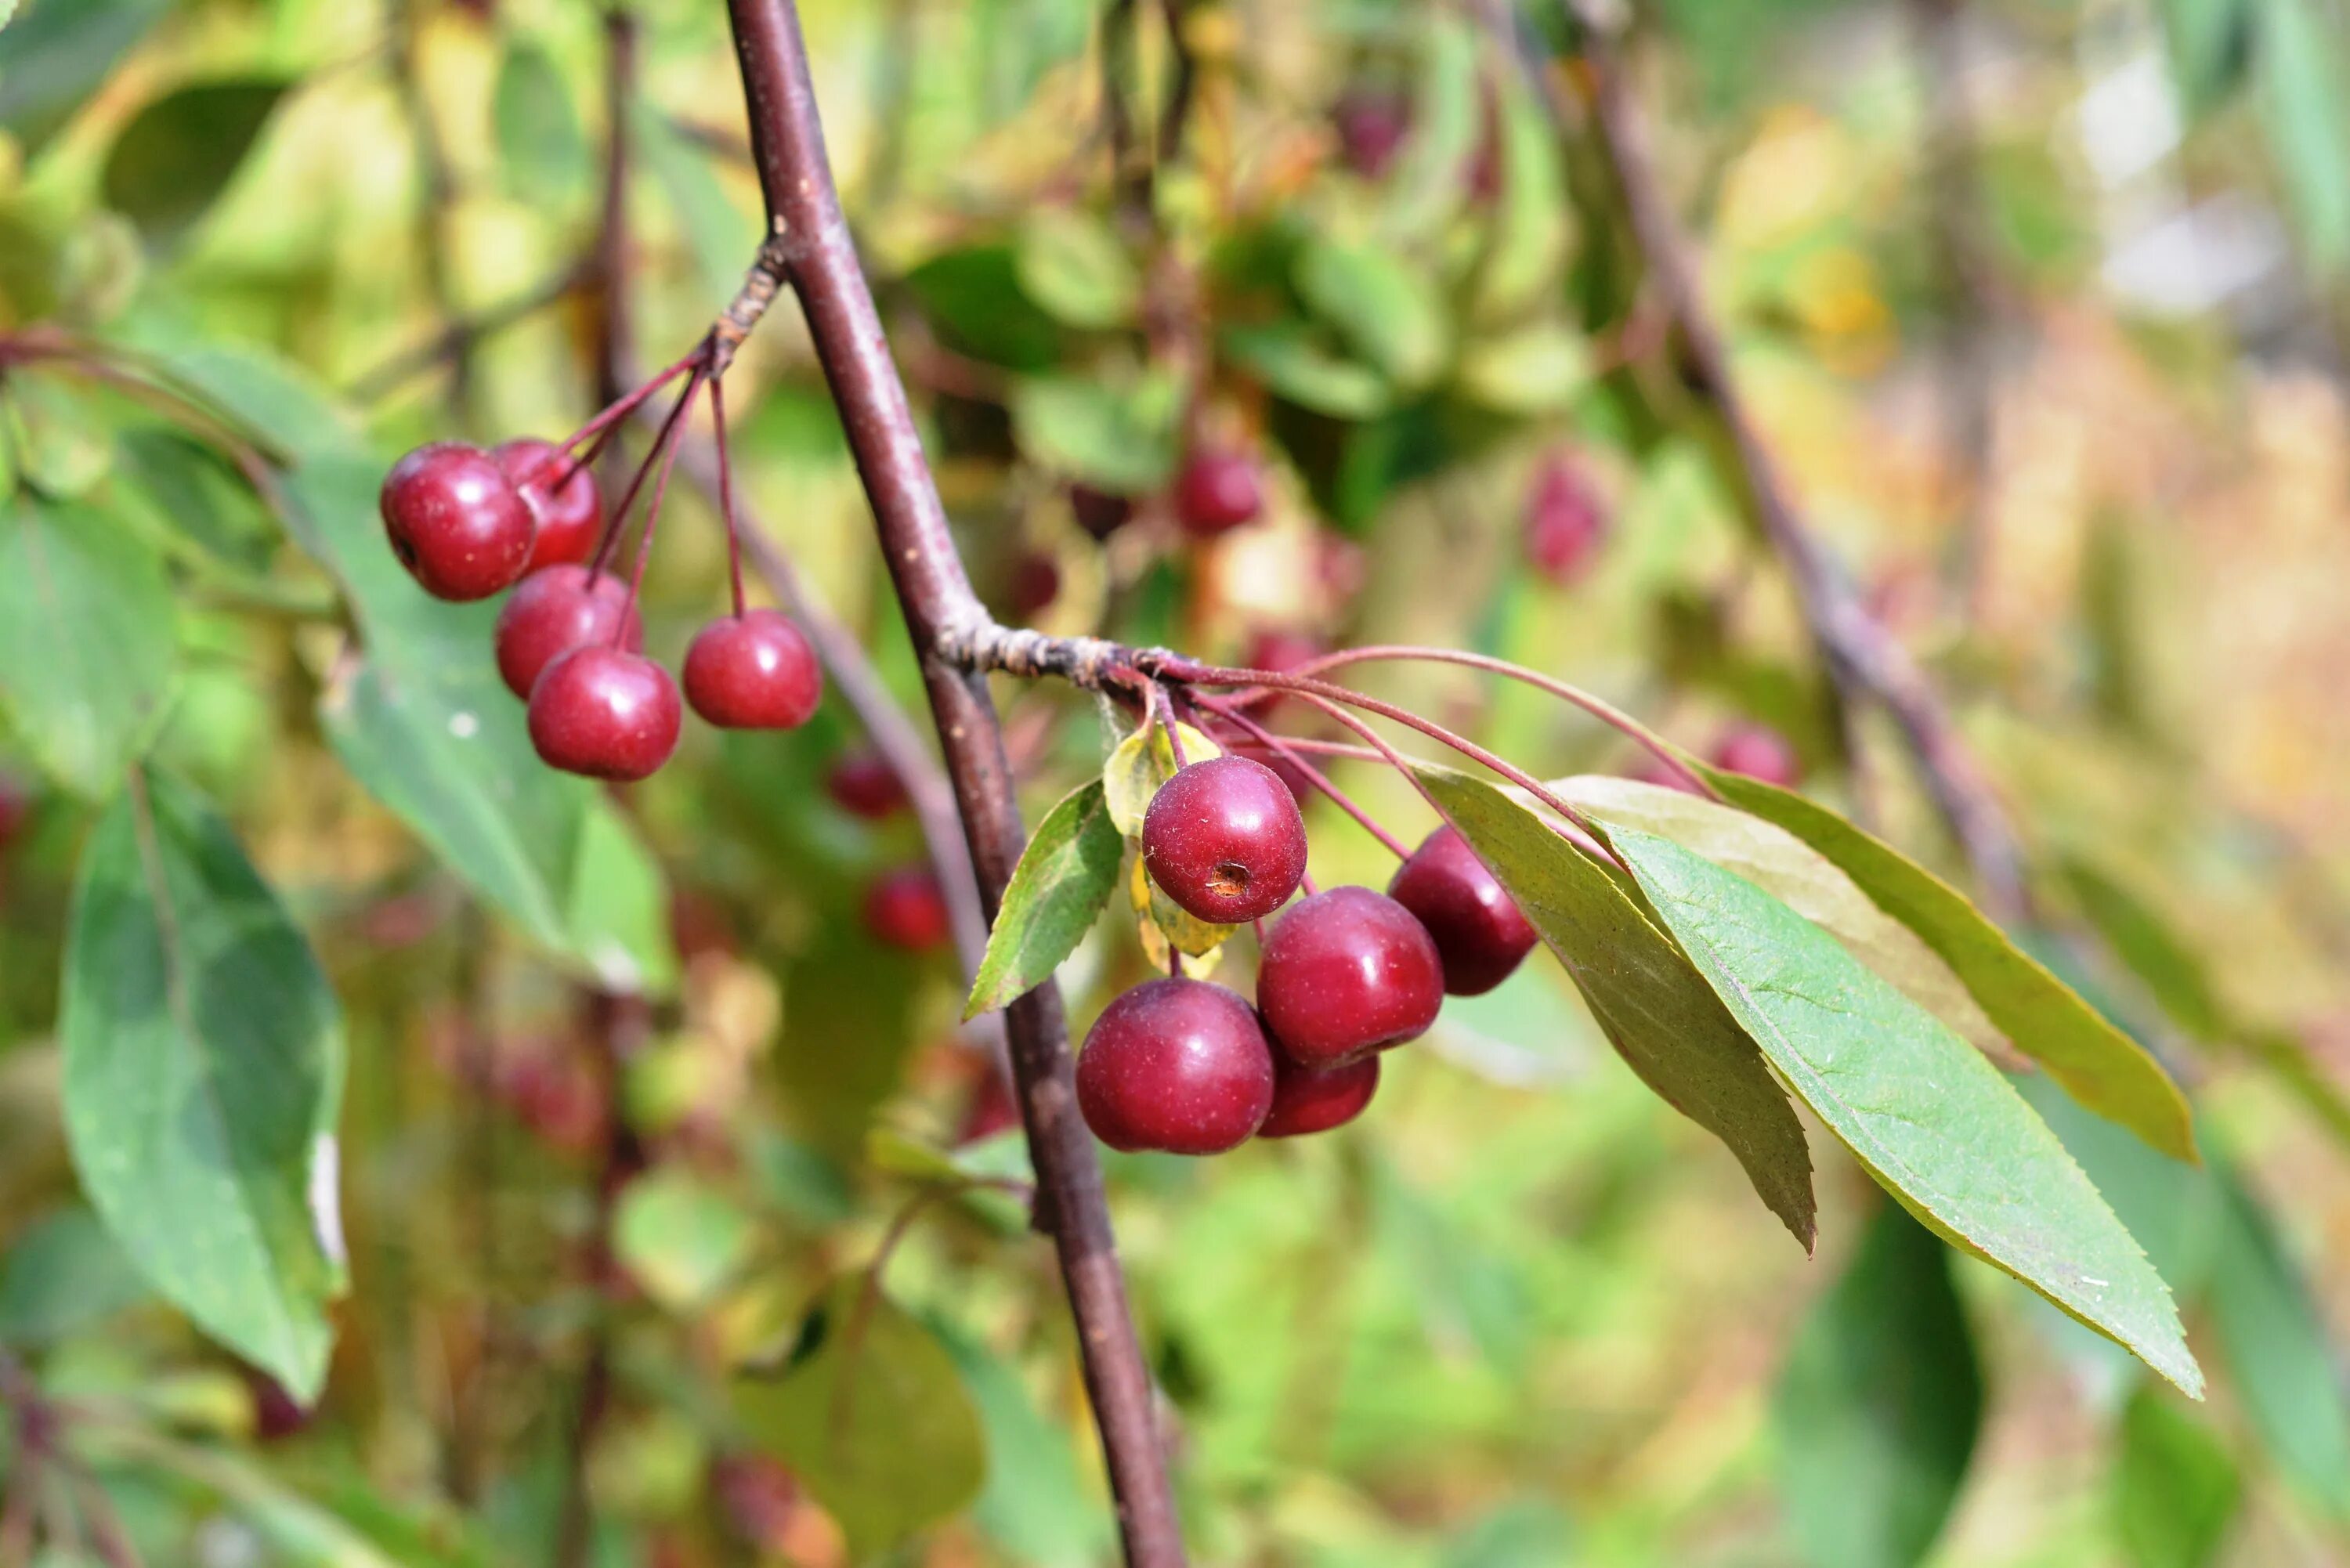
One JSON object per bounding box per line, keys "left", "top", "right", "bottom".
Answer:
{"left": 1697, "top": 763, "right": 2196, "bottom": 1162}
{"left": 1603, "top": 823, "right": 2200, "bottom": 1396}
{"left": 1413, "top": 766, "right": 1816, "bottom": 1247}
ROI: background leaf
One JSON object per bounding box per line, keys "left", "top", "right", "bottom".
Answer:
{"left": 492, "top": 38, "right": 587, "bottom": 201}
{"left": 0, "top": 0, "right": 170, "bottom": 153}
{"left": 1014, "top": 208, "right": 1139, "bottom": 328}
{"left": 0, "top": 1203, "right": 149, "bottom": 1345}
{"left": 61, "top": 771, "right": 343, "bottom": 1400}
{"left": 733, "top": 1277, "right": 987, "bottom": 1559}
{"left": 0, "top": 492, "right": 176, "bottom": 796}
{"left": 966, "top": 778, "right": 1121, "bottom": 1017}
{"left": 2113, "top": 1386, "right": 2240, "bottom": 1568}
{"left": 1774, "top": 1202, "right": 1983, "bottom": 1568}
{"left": 102, "top": 80, "right": 287, "bottom": 247}
{"left": 2207, "top": 1169, "right": 2350, "bottom": 1519}
{"left": 1010, "top": 371, "right": 1182, "bottom": 493}
{"left": 1603, "top": 822, "right": 2200, "bottom": 1395}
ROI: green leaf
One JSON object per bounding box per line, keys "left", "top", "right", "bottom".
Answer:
{"left": 492, "top": 38, "right": 587, "bottom": 201}
{"left": 933, "top": 1321, "right": 1112, "bottom": 1568}
{"left": 1010, "top": 370, "right": 1182, "bottom": 493}
{"left": 1456, "top": 324, "right": 1591, "bottom": 415}
{"left": 124, "top": 328, "right": 359, "bottom": 460}
{"left": 1697, "top": 763, "right": 2196, "bottom": 1163}
{"left": 114, "top": 425, "right": 277, "bottom": 574}
{"left": 102, "top": 79, "right": 287, "bottom": 247}
{"left": 0, "top": 493, "right": 176, "bottom": 796}
{"left": 1558, "top": 777, "right": 2010, "bottom": 1061}
{"left": 1412, "top": 766, "right": 1816, "bottom": 1246}
{"left": 1296, "top": 236, "right": 1450, "bottom": 388}
{"left": 733, "top": 1277, "right": 987, "bottom": 1559}
{"left": 1222, "top": 322, "right": 1394, "bottom": 418}
{"left": 2207, "top": 1169, "right": 2350, "bottom": 1519}
{"left": 2255, "top": 0, "right": 2350, "bottom": 271}
{"left": 1774, "top": 1203, "right": 1983, "bottom": 1568}
{"left": 1441, "top": 1501, "right": 1576, "bottom": 1568}
{"left": 1470, "top": 81, "right": 1571, "bottom": 322}
{"left": 2156, "top": 0, "right": 2251, "bottom": 132}
{"left": 0, "top": 1204, "right": 149, "bottom": 1345}
{"left": 615, "top": 1170, "right": 757, "bottom": 1312}
{"left": 0, "top": 0, "right": 170, "bottom": 154}
{"left": 1601, "top": 822, "right": 2201, "bottom": 1396}
{"left": 903, "top": 244, "right": 1063, "bottom": 371}
{"left": 634, "top": 103, "right": 751, "bottom": 307}
{"left": 965, "top": 779, "right": 1121, "bottom": 1017}
{"left": 2114, "top": 1386, "right": 2240, "bottom": 1568}
{"left": 61, "top": 771, "right": 344, "bottom": 1401}
{"left": 562, "top": 803, "right": 681, "bottom": 997}
{"left": 1014, "top": 207, "right": 1140, "bottom": 328}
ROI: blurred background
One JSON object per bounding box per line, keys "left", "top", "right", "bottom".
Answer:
{"left": 0, "top": 0, "right": 2348, "bottom": 1564}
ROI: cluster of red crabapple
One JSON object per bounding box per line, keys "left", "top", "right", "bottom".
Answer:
{"left": 376, "top": 355, "right": 822, "bottom": 783}
{"left": 1076, "top": 750, "right": 1541, "bottom": 1153}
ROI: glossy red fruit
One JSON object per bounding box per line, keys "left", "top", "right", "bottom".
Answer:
{"left": 494, "top": 438, "right": 603, "bottom": 571}
{"left": 1142, "top": 755, "right": 1310, "bottom": 924}
{"left": 1259, "top": 1052, "right": 1379, "bottom": 1138}
{"left": 827, "top": 750, "right": 908, "bottom": 819}
{"left": 1076, "top": 977, "right": 1275, "bottom": 1154}
{"left": 1256, "top": 886, "right": 1444, "bottom": 1067}
{"left": 1333, "top": 87, "right": 1412, "bottom": 179}
{"left": 494, "top": 565, "right": 642, "bottom": 700}
{"left": 1524, "top": 453, "right": 1608, "bottom": 587}
{"left": 1173, "top": 446, "right": 1264, "bottom": 537}
{"left": 380, "top": 442, "right": 536, "bottom": 601}
{"left": 1070, "top": 484, "right": 1134, "bottom": 540}
{"left": 1387, "top": 826, "right": 1538, "bottom": 995}
{"left": 865, "top": 866, "right": 951, "bottom": 952}
{"left": 240, "top": 1367, "right": 313, "bottom": 1442}
{"left": 1711, "top": 723, "right": 1800, "bottom": 787}
{"left": 682, "top": 609, "right": 822, "bottom": 731}
{"left": 527, "top": 647, "right": 682, "bottom": 781}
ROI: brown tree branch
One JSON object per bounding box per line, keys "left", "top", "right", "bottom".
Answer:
{"left": 718, "top": 5, "right": 1187, "bottom": 1566}
{"left": 1546, "top": 0, "right": 2030, "bottom": 919}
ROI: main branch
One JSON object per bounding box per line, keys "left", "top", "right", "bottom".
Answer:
{"left": 718, "top": 5, "right": 1187, "bottom": 1565}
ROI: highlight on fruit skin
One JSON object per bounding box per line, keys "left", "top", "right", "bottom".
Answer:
{"left": 526, "top": 645, "right": 682, "bottom": 782}
{"left": 380, "top": 441, "right": 537, "bottom": 602}
{"left": 682, "top": 609, "right": 824, "bottom": 731}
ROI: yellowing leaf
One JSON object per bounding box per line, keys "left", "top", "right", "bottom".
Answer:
{"left": 1101, "top": 720, "right": 1221, "bottom": 838}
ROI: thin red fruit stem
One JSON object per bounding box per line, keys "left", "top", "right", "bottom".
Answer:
{"left": 710, "top": 372, "right": 749, "bottom": 619}
{"left": 1155, "top": 663, "right": 1603, "bottom": 835}
{"left": 1155, "top": 685, "right": 1188, "bottom": 768}
{"left": 1195, "top": 645, "right": 1715, "bottom": 799}
{"left": 618, "top": 372, "right": 703, "bottom": 627}
{"left": 1195, "top": 695, "right": 1408, "bottom": 858}
{"left": 1286, "top": 688, "right": 1618, "bottom": 869}
{"left": 589, "top": 367, "right": 703, "bottom": 578}
{"left": 558, "top": 341, "right": 703, "bottom": 474}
